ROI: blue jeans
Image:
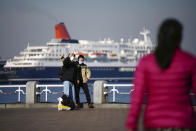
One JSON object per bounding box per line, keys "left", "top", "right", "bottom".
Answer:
{"left": 63, "top": 81, "right": 75, "bottom": 102}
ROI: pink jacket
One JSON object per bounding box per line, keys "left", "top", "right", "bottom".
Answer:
{"left": 126, "top": 49, "right": 196, "bottom": 130}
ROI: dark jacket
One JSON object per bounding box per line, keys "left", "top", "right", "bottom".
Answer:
{"left": 58, "top": 57, "right": 77, "bottom": 83}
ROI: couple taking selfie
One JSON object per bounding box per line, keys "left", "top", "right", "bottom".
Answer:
{"left": 58, "top": 53, "right": 94, "bottom": 110}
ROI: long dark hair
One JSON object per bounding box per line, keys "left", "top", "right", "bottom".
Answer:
{"left": 155, "top": 19, "right": 183, "bottom": 70}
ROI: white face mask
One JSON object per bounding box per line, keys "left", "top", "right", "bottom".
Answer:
{"left": 70, "top": 56, "right": 74, "bottom": 61}
{"left": 79, "top": 61, "right": 84, "bottom": 64}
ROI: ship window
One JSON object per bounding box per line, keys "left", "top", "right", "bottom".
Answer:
{"left": 31, "top": 49, "right": 42, "bottom": 52}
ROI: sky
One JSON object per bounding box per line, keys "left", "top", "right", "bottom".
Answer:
{"left": 0, "top": 0, "right": 196, "bottom": 59}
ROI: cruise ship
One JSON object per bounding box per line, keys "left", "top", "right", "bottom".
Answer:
{"left": 0, "top": 57, "right": 8, "bottom": 82}
{"left": 2, "top": 23, "right": 155, "bottom": 84}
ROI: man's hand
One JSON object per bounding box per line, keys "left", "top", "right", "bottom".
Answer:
{"left": 69, "top": 53, "right": 75, "bottom": 57}
{"left": 77, "top": 80, "right": 80, "bottom": 84}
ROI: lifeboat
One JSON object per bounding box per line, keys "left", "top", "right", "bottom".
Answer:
{"left": 110, "top": 53, "right": 117, "bottom": 57}
{"left": 89, "top": 52, "right": 106, "bottom": 58}
{"left": 76, "top": 52, "right": 88, "bottom": 56}
{"left": 92, "top": 52, "right": 106, "bottom": 56}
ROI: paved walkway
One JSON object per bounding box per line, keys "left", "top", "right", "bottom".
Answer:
{"left": 0, "top": 108, "right": 129, "bottom": 131}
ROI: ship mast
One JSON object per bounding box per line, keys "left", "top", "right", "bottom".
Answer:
{"left": 140, "top": 28, "right": 150, "bottom": 43}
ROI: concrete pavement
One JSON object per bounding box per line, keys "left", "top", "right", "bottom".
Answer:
{"left": 0, "top": 108, "right": 129, "bottom": 131}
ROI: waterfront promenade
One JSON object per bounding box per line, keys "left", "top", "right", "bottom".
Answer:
{"left": 1, "top": 104, "right": 196, "bottom": 131}
{"left": 0, "top": 104, "right": 132, "bottom": 131}
{"left": 1, "top": 81, "right": 195, "bottom": 131}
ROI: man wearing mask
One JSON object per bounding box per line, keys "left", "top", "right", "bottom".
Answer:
{"left": 58, "top": 53, "right": 77, "bottom": 110}
{"left": 75, "top": 55, "right": 94, "bottom": 108}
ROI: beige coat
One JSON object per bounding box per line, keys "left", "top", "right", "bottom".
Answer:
{"left": 79, "top": 65, "right": 91, "bottom": 83}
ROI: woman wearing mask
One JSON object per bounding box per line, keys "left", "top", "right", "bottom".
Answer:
{"left": 126, "top": 19, "right": 196, "bottom": 131}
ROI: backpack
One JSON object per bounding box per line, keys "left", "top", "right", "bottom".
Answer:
{"left": 61, "top": 94, "right": 75, "bottom": 110}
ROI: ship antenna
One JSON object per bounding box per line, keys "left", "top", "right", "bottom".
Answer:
{"left": 140, "top": 27, "right": 150, "bottom": 42}
{"left": 27, "top": 41, "right": 30, "bottom": 47}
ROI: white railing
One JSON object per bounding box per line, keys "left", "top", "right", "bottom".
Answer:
{"left": 0, "top": 85, "right": 26, "bottom": 102}
{"left": 103, "top": 84, "right": 134, "bottom": 102}
{"left": 0, "top": 84, "right": 88, "bottom": 103}
{"left": 0, "top": 84, "right": 64, "bottom": 103}
{"left": 0, "top": 84, "right": 63, "bottom": 102}
{"left": 36, "top": 84, "right": 64, "bottom": 102}
{"left": 103, "top": 84, "right": 195, "bottom": 103}
{"left": 36, "top": 84, "right": 93, "bottom": 102}
{"left": 0, "top": 83, "right": 195, "bottom": 104}
{"left": 0, "top": 83, "right": 134, "bottom": 103}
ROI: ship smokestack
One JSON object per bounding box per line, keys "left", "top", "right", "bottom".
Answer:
{"left": 55, "top": 22, "right": 71, "bottom": 39}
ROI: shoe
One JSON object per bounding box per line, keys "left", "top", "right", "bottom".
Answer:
{"left": 88, "top": 104, "right": 94, "bottom": 108}
{"left": 58, "top": 104, "right": 71, "bottom": 111}
{"left": 75, "top": 104, "right": 80, "bottom": 108}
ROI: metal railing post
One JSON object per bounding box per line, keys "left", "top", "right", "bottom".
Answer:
{"left": 15, "top": 86, "right": 25, "bottom": 103}
{"left": 45, "top": 86, "right": 48, "bottom": 102}
{"left": 18, "top": 86, "right": 21, "bottom": 102}
{"left": 112, "top": 86, "right": 116, "bottom": 102}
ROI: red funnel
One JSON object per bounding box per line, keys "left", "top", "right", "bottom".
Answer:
{"left": 55, "top": 23, "right": 71, "bottom": 39}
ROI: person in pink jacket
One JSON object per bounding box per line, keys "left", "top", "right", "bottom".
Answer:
{"left": 126, "top": 19, "right": 196, "bottom": 131}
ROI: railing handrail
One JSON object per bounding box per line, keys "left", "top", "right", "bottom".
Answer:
{"left": 104, "top": 84, "right": 134, "bottom": 87}
{"left": 0, "top": 85, "right": 26, "bottom": 88}
{"left": 36, "top": 84, "right": 64, "bottom": 88}
{"left": 0, "top": 84, "right": 64, "bottom": 88}
{"left": 0, "top": 84, "right": 133, "bottom": 88}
